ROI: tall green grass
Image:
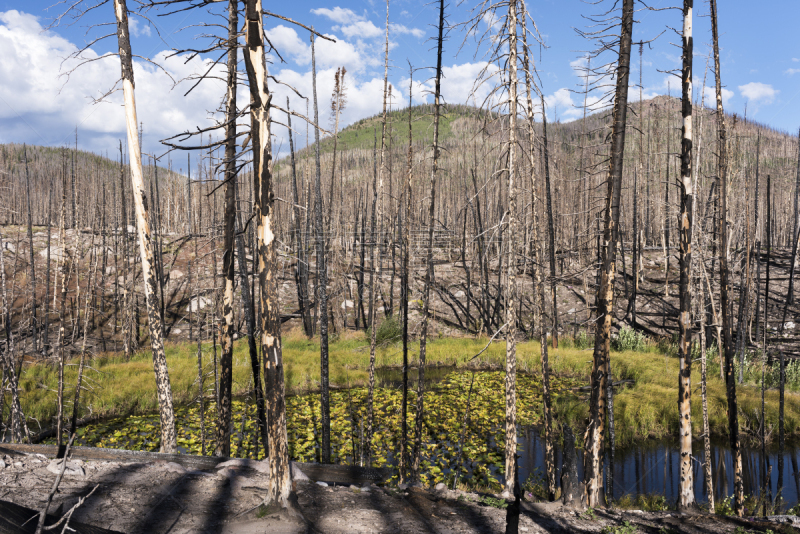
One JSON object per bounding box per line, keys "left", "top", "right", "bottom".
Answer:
{"left": 11, "top": 328, "right": 800, "bottom": 447}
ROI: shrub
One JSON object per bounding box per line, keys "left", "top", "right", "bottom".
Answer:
{"left": 612, "top": 326, "right": 648, "bottom": 353}
{"left": 371, "top": 316, "right": 402, "bottom": 346}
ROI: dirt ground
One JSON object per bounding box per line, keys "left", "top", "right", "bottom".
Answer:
{"left": 2, "top": 450, "right": 800, "bottom": 534}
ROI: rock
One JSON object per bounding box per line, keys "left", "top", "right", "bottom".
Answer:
{"left": 291, "top": 462, "right": 310, "bottom": 482}
{"left": 434, "top": 482, "right": 447, "bottom": 492}
{"left": 454, "top": 290, "right": 465, "bottom": 298}
{"left": 170, "top": 269, "right": 184, "bottom": 280}
{"left": 785, "top": 322, "right": 796, "bottom": 330}
{"left": 397, "top": 483, "right": 408, "bottom": 490}
{"left": 568, "top": 308, "right": 576, "bottom": 314}
{"left": 316, "top": 481, "right": 329, "bottom": 487}
{"left": 13, "top": 462, "right": 22, "bottom": 469}
{"left": 350, "top": 485, "right": 360, "bottom": 491}
{"left": 0, "top": 458, "right": 5, "bottom": 469}
{"left": 105, "top": 266, "right": 115, "bottom": 274}
{"left": 38, "top": 245, "right": 67, "bottom": 261}
{"left": 341, "top": 300, "right": 354, "bottom": 309}
{"left": 217, "top": 458, "right": 269, "bottom": 474}
{"left": 2, "top": 242, "right": 15, "bottom": 253}
{"left": 560, "top": 425, "right": 585, "bottom": 511}
{"left": 47, "top": 459, "right": 85, "bottom": 477}
{"left": 173, "top": 328, "right": 182, "bottom": 335}
{"left": 163, "top": 462, "right": 186, "bottom": 474}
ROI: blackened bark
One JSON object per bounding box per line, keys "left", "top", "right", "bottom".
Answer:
{"left": 584, "top": 0, "right": 633, "bottom": 507}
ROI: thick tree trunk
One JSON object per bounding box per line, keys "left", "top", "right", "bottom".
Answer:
{"left": 215, "top": 0, "right": 238, "bottom": 458}
{"left": 710, "top": 0, "right": 743, "bottom": 515}
{"left": 501, "top": 0, "right": 520, "bottom": 499}
{"left": 113, "top": 0, "right": 177, "bottom": 453}
{"left": 242, "top": 0, "right": 291, "bottom": 504}
{"left": 677, "top": 0, "right": 695, "bottom": 509}
{"left": 584, "top": 0, "right": 633, "bottom": 508}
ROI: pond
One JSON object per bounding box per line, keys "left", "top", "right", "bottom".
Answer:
{"left": 518, "top": 429, "right": 800, "bottom": 509}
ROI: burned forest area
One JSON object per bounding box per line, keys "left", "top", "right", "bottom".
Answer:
{"left": 2, "top": 0, "right": 800, "bottom": 533}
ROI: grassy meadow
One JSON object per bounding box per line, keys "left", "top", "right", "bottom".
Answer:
{"left": 12, "top": 325, "right": 800, "bottom": 448}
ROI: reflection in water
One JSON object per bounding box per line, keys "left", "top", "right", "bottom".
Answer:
{"left": 517, "top": 428, "right": 800, "bottom": 507}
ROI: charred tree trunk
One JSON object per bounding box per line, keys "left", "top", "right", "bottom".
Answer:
{"left": 710, "top": 0, "right": 743, "bottom": 515}
{"left": 112, "top": 0, "right": 177, "bottom": 453}
{"left": 215, "top": 0, "right": 238, "bottom": 458}
{"left": 310, "top": 33, "right": 331, "bottom": 464}
{"left": 677, "top": 0, "right": 695, "bottom": 509}
{"left": 584, "top": 0, "right": 633, "bottom": 507}
{"left": 243, "top": 0, "right": 291, "bottom": 504}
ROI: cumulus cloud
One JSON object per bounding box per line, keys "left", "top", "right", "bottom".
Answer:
{"left": 401, "top": 62, "right": 499, "bottom": 108}
{"left": 0, "top": 10, "right": 232, "bottom": 155}
{"left": 309, "top": 7, "right": 358, "bottom": 24}
{"left": 738, "top": 82, "right": 778, "bottom": 105}
{"left": 785, "top": 68, "right": 800, "bottom": 76}
{"left": 390, "top": 23, "right": 424, "bottom": 39}
{"left": 128, "top": 17, "right": 151, "bottom": 38}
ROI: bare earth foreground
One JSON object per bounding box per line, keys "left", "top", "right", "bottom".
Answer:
{"left": 1, "top": 449, "right": 799, "bottom": 534}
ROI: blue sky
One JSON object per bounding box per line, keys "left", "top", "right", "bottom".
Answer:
{"left": 0, "top": 0, "right": 797, "bottom": 169}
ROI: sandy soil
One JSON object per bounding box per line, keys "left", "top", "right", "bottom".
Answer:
{"left": 2, "top": 450, "right": 800, "bottom": 534}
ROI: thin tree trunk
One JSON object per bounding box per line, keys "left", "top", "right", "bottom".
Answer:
{"left": 700, "top": 278, "right": 714, "bottom": 512}
{"left": 710, "top": 0, "right": 743, "bottom": 515}
{"left": 215, "top": 0, "right": 238, "bottom": 458}
{"left": 24, "top": 147, "right": 38, "bottom": 356}
{"left": 584, "top": 0, "right": 633, "bottom": 507}
{"left": 310, "top": 32, "right": 331, "bottom": 464}
{"left": 400, "top": 69, "right": 413, "bottom": 483}
{"left": 366, "top": 0, "right": 390, "bottom": 467}
{"left": 112, "top": 0, "right": 177, "bottom": 453}
{"left": 539, "top": 96, "right": 558, "bottom": 349}
{"left": 414, "top": 0, "right": 444, "bottom": 480}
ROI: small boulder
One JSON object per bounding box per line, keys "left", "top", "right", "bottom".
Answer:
{"left": 163, "top": 462, "right": 186, "bottom": 474}
{"left": 47, "top": 459, "right": 85, "bottom": 477}
{"left": 0, "top": 458, "right": 5, "bottom": 469}
{"left": 434, "top": 482, "right": 447, "bottom": 492}
{"left": 291, "top": 462, "right": 310, "bottom": 481}
{"left": 316, "top": 481, "right": 328, "bottom": 487}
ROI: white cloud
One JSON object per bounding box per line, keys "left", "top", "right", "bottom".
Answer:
{"left": 0, "top": 10, "right": 228, "bottom": 155}
{"left": 128, "top": 17, "right": 151, "bottom": 38}
{"left": 336, "top": 20, "right": 382, "bottom": 39}
{"left": 310, "top": 7, "right": 360, "bottom": 24}
{"left": 793, "top": 58, "right": 799, "bottom": 62}
{"left": 785, "top": 68, "right": 800, "bottom": 76}
{"left": 390, "top": 23, "right": 424, "bottom": 39}
{"left": 738, "top": 82, "right": 778, "bottom": 105}
{"left": 701, "top": 86, "right": 734, "bottom": 107}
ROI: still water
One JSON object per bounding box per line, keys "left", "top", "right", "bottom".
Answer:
{"left": 517, "top": 428, "right": 800, "bottom": 507}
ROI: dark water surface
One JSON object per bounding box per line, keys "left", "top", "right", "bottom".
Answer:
{"left": 517, "top": 428, "right": 800, "bottom": 507}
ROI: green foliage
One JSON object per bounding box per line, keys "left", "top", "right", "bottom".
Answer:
{"left": 715, "top": 495, "right": 735, "bottom": 516}
{"left": 612, "top": 326, "right": 648, "bottom": 353}
{"left": 613, "top": 493, "right": 670, "bottom": 512}
{"left": 584, "top": 507, "right": 597, "bottom": 520}
{"left": 522, "top": 469, "right": 560, "bottom": 501}
{"left": 479, "top": 495, "right": 508, "bottom": 509}
{"left": 601, "top": 521, "right": 637, "bottom": 534}
{"left": 371, "top": 316, "right": 403, "bottom": 346}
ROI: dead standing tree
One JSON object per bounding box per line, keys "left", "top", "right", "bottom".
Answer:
{"left": 710, "top": 0, "right": 744, "bottom": 516}
{"left": 583, "top": 0, "right": 634, "bottom": 507}
{"left": 677, "top": 0, "right": 695, "bottom": 509}
{"left": 113, "top": 0, "right": 178, "bottom": 453}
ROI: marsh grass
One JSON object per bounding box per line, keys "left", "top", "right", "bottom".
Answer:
{"left": 13, "top": 328, "right": 800, "bottom": 447}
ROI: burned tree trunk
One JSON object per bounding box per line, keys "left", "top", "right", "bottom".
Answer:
{"left": 584, "top": 0, "right": 634, "bottom": 508}
{"left": 710, "top": 0, "right": 743, "bottom": 516}
{"left": 112, "top": 0, "right": 177, "bottom": 453}
{"left": 242, "top": 0, "right": 291, "bottom": 504}
{"left": 677, "top": 0, "right": 695, "bottom": 509}
{"left": 215, "top": 0, "right": 238, "bottom": 458}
